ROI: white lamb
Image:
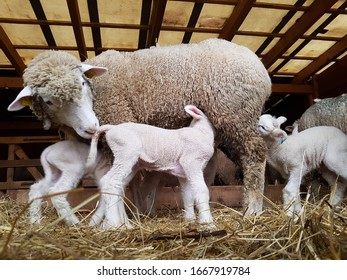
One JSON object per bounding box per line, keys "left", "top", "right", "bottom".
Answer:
{"left": 86, "top": 105, "right": 216, "bottom": 229}
{"left": 29, "top": 140, "right": 110, "bottom": 226}
{"left": 257, "top": 114, "right": 347, "bottom": 216}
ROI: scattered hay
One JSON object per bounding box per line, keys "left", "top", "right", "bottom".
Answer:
{"left": 0, "top": 194, "right": 346, "bottom": 260}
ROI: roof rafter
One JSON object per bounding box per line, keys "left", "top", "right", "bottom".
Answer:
{"left": 67, "top": 0, "right": 87, "bottom": 61}
{"left": 0, "top": 26, "right": 26, "bottom": 76}
{"left": 218, "top": 0, "right": 255, "bottom": 41}
{"left": 293, "top": 35, "right": 347, "bottom": 84}
{"left": 146, "top": 0, "right": 167, "bottom": 48}
{"left": 314, "top": 54, "right": 347, "bottom": 97}
{"left": 261, "top": 0, "right": 339, "bottom": 69}
{"left": 87, "top": 0, "right": 102, "bottom": 56}
{"left": 138, "top": 0, "right": 152, "bottom": 49}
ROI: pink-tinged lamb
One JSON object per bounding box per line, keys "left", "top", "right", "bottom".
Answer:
{"left": 257, "top": 114, "right": 347, "bottom": 216}
{"left": 86, "top": 105, "right": 215, "bottom": 229}
{"left": 29, "top": 140, "right": 110, "bottom": 226}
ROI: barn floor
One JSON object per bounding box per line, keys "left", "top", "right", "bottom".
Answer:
{"left": 0, "top": 193, "right": 346, "bottom": 260}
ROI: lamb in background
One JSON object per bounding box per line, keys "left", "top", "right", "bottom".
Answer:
{"left": 86, "top": 105, "right": 216, "bottom": 229}
{"left": 257, "top": 114, "right": 347, "bottom": 216}
{"left": 29, "top": 140, "right": 110, "bottom": 226}
{"left": 8, "top": 38, "right": 272, "bottom": 218}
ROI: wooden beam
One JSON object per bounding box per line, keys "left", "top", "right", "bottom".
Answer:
{"left": 0, "top": 77, "right": 23, "bottom": 89}
{"left": 314, "top": 54, "right": 347, "bottom": 98}
{"left": 292, "top": 35, "right": 347, "bottom": 84}
{"left": 218, "top": 0, "right": 255, "bottom": 41}
{"left": 67, "top": 0, "right": 87, "bottom": 61}
{"left": 87, "top": 0, "right": 102, "bottom": 56}
{"left": 138, "top": 0, "right": 152, "bottom": 49}
{"left": 146, "top": 0, "right": 167, "bottom": 48}
{"left": 0, "top": 159, "right": 41, "bottom": 168}
{"left": 261, "top": 0, "right": 338, "bottom": 69}
{"left": 182, "top": 2, "right": 204, "bottom": 43}
{"left": 272, "top": 83, "right": 313, "bottom": 94}
{"left": 0, "top": 26, "right": 26, "bottom": 76}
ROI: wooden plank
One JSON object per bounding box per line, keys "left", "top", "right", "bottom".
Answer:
{"left": 0, "top": 159, "right": 41, "bottom": 168}
{"left": 6, "top": 144, "right": 15, "bottom": 183}
{"left": 0, "top": 135, "right": 60, "bottom": 144}
{"left": 272, "top": 83, "right": 313, "bottom": 94}
{"left": 5, "top": 185, "right": 284, "bottom": 211}
{"left": 14, "top": 145, "right": 43, "bottom": 180}
{"left": 0, "top": 181, "right": 34, "bottom": 190}
{"left": 0, "top": 77, "right": 23, "bottom": 89}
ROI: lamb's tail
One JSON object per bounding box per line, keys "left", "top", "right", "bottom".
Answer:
{"left": 85, "top": 125, "right": 113, "bottom": 171}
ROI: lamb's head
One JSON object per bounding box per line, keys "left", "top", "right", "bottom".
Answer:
{"left": 257, "top": 114, "right": 287, "bottom": 144}
{"left": 7, "top": 50, "right": 107, "bottom": 139}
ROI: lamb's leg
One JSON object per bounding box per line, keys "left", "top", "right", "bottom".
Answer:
{"left": 180, "top": 166, "right": 214, "bottom": 225}
{"left": 321, "top": 167, "right": 347, "bottom": 206}
{"left": 28, "top": 180, "right": 49, "bottom": 224}
{"left": 49, "top": 173, "right": 82, "bottom": 226}
{"left": 282, "top": 169, "right": 303, "bottom": 217}
{"left": 88, "top": 193, "right": 105, "bottom": 227}
{"left": 98, "top": 165, "right": 135, "bottom": 229}
{"left": 178, "top": 177, "right": 196, "bottom": 221}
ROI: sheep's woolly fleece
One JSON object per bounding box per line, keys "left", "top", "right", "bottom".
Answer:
{"left": 23, "top": 50, "right": 84, "bottom": 103}
{"left": 298, "top": 93, "right": 347, "bottom": 134}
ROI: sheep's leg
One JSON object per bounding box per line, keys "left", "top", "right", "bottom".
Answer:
{"left": 282, "top": 169, "right": 303, "bottom": 217}
{"left": 49, "top": 173, "right": 82, "bottom": 226}
{"left": 98, "top": 166, "right": 135, "bottom": 229}
{"left": 178, "top": 177, "right": 196, "bottom": 221}
{"left": 28, "top": 180, "right": 49, "bottom": 224}
{"left": 232, "top": 135, "right": 266, "bottom": 216}
{"left": 321, "top": 167, "right": 347, "bottom": 206}
{"left": 138, "top": 171, "right": 161, "bottom": 216}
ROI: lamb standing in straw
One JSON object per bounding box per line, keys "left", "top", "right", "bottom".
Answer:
{"left": 86, "top": 105, "right": 215, "bottom": 229}
{"left": 257, "top": 114, "right": 347, "bottom": 216}
{"left": 29, "top": 140, "right": 110, "bottom": 226}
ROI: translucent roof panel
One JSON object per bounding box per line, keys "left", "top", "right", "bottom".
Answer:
{"left": 232, "top": 35, "right": 267, "bottom": 53}
{"left": 0, "top": 0, "right": 36, "bottom": 19}
{"left": 197, "top": 4, "right": 234, "bottom": 29}
{"left": 40, "top": 0, "right": 71, "bottom": 21}
{"left": 256, "top": 0, "right": 314, "bottom": 6}
{"left": 50, "top": 26, "right": 77, "bottom": 47}
{"left": 158, "top": 31, "right": 185, "bottom": 46}
{"left": 1, "top": 24, "right": 46, "bottom": 46}
{"left": 190, "top": 33, "right": 218, "bottom": 43}
{"left": 163, "top": 1, "right": 194, "bottom": 27}
{"left": 97, "top": 0, "right": 142, "bottom": 24}
{"left": 240, "top": 8, "right": 288, "bottom": 33}
{"left": 276, "top": 59, "right": 312, "bottom": 74}
{"left": 100, "top": 28, "right": 139, "bottom": 49}
{"left": 295, "top": 40, "right": 336, "bottom": 58}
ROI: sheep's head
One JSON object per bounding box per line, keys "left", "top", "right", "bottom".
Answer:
{"left": 7, "top": 50, "right": 107, "bottom": 139}
{"left": 257, "top": 114, "right": 287, "bottom": 143}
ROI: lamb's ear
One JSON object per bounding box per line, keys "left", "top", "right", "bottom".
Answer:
{"left": 7, "top": 86, "right": 33, "bottom": 111}
{"left": 81, "top": 64, "right": 108, "bottom": 78}
{"left": 184, "top": 105, "right": 204, "bottom": 120}
{"left": 276, "top": 116, "right": 287, "bottom": 126}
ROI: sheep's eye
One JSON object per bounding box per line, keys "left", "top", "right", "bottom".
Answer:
{"left": 82, "top": 81, "right": 85, "bottom": 86}
{"left": 259, "top": 125, "right": 266, "bottom": 131}
{"left": 45, "top": 100, "right": 53, "bottom": 106}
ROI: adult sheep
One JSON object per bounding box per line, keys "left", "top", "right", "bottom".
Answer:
{"left": 8, "top": 38, "right": 271, "bottom": 216}
{"left": 297, "top": 93, "right": 347, "bottom": 133}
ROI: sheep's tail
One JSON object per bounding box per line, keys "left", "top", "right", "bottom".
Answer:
{"left": 86, "top": 125, "right": 113, "bottom": 171}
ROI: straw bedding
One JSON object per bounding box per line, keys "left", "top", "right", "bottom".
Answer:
{"left": 0, "top": 192, "right": 346, "bottom": 260}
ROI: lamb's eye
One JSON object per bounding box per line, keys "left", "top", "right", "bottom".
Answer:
{"left": 45, "top": 100, "right": 53, "bottom": 106}
{"left": 259, "top": 125, "right": 266, "bottom": 131}
{"left": 82, "top": 81, "right": 85, "bottom": 86}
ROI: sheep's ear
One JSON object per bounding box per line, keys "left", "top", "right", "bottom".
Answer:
{"left": 184, "top": 105, "right": 203, "bottom": 120}
{"left": 81, "top": 64, "right": 108, "bottom": 78}
{"left": 276, "top": 116, "right": 287, "bottom": 126}
{"left": 7, "top": 86, "right": 33, "bottom": 111}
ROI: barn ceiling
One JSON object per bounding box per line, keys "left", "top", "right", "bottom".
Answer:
{"left": 0, "top": 0, "right": 346, "bottom": 99}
